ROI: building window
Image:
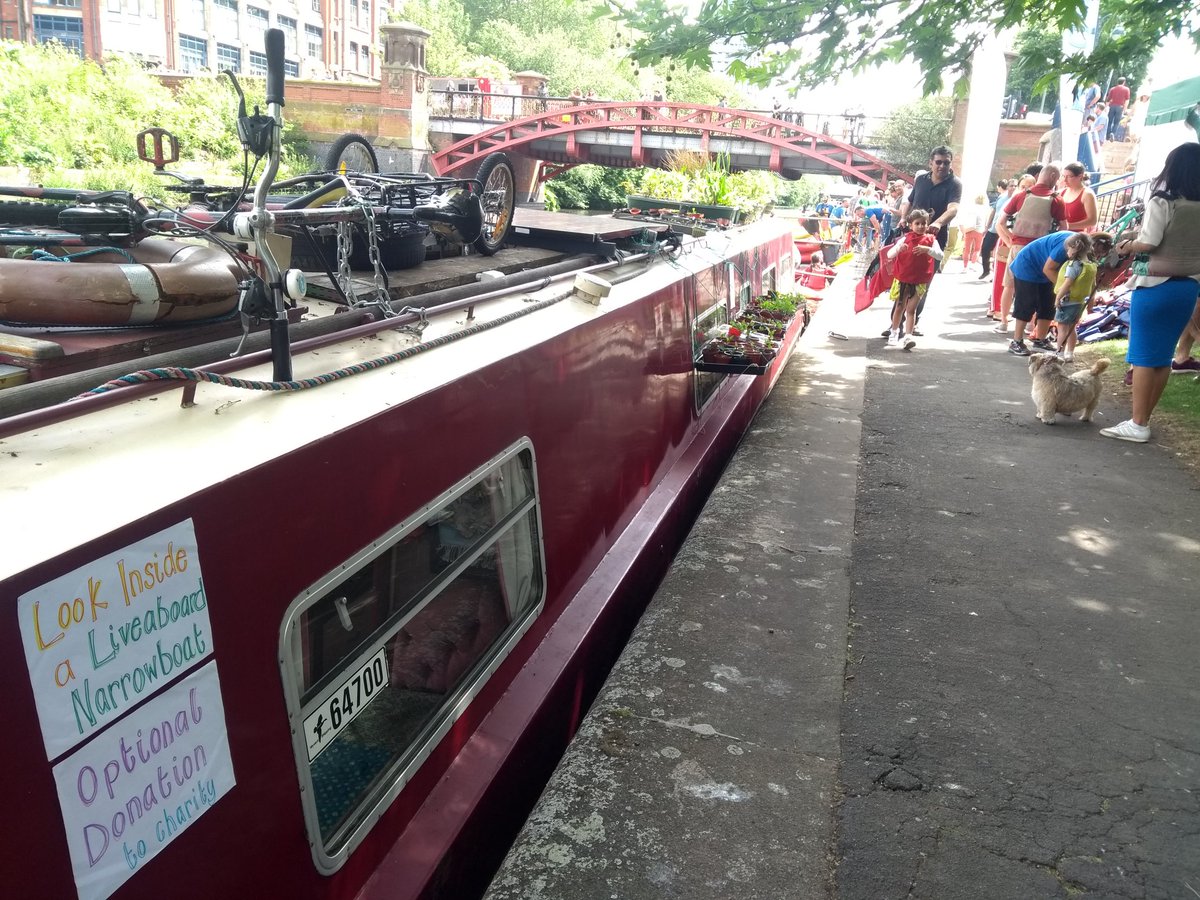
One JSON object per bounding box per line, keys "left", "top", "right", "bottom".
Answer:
{"left": 211, "top": 0, "right": 237, "bottom": 38}
{"left": 348, "top": 40, "right": 358, "bottom": 69}
{"left": 311, "top": 0, "right": 319, "bottom": 10}
{"left": 32, "top": 15, "right": 83, "bottom": 54}
{"left": 248, "top": 49, "right": 266, "bottom": 75}
{"left": 141, "top": 0, "right": 156, "bottom": 18}
{"left": 107, "top": 0, "right": 122, "bottom": 12}
{"left": 360, "top": 43, "right": 369, "bottom": 71}
{"left": 178, "top": 33, "right": 208, "bottom": 71}
{"left": 216, "top": 42, "right": 240, "bottom": 72}
{"left": 280, "top": 441, "right": 545, "bottom": 872}
{"left": 283, "top": 58, "right": 299, "bottom": 77}
{"left": 46, "top": 0, "right": 82, "bottom": 7}
{"left": 277, "top": 15, "right": 297, "bottom": 53}
{"left": 304, "top": 24, "right": 322, "bottom": 59}
{"left": 360, "top": 0, "right": 368, "bottom": 26}
{"left": 246, "top": 5, "right": 267, "bottom": 37}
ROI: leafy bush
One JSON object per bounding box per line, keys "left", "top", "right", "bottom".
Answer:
{"left": 873, "top": 97, "right": 953, "bottom": 174}
{"left": 1, "top": 44, "right": 314, "bottom": 190}
{"left": 543, "top": 164, "right": 636, "bottom": 210}
{"left": 0, "top": 43, "right": 171, "bottom": 170}
{"left": 638, "top": 169, "right": 690, "bottom": 202}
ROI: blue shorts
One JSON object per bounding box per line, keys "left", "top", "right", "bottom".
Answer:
{"left": 1127, "top": 278, "right": 1200, "bottom": 367}
{"left": 1055, "top": 302, "right": 1085, "bottom": 325}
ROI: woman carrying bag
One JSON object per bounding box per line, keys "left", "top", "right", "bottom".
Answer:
{"left": 1101, "top": 143, "right": 1200, "bottom": 443}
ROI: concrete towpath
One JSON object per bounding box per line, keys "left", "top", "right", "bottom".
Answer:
{"left": 483, "top": 264, "right": 1200, "bottom": 900}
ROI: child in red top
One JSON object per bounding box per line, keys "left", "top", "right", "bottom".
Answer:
{"left": 885, "top": 209, "right": 944, "bottom": 349}
{"left": 796, "top": 252, "right": 836, "bottom": 292}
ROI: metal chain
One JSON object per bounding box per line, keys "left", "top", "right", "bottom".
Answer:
{"left": 358, "top": 201, "right": 393, "bottom": 314}
{"left": 334, "top": 179, "right": 394, "bottom": 318}
{"left": 393, "top": 304, "right": 429, "bottom": 340}
{"left": 335, "top": 217, "right": 354, "bottom": 302}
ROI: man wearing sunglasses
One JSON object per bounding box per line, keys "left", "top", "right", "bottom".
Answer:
{"left": 889, "top": 146, "right": 962, "bottom": 335}
{"left": 899, "top": 146, "right": 962, "bottom": 253}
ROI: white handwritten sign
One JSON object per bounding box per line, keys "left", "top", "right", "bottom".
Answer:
{"left": 18, "top": 520, "right": 215, "bottom": 759}
{"left": 52, "top": 661, "right": 235, "bottom": 900}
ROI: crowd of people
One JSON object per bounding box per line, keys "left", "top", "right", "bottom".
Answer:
{"left": 857, "top": 141, "right": 1200, "bottom": 446}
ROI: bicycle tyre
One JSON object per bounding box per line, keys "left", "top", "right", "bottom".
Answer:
{"left": 472, "top": 152, "right": 515, "bottom": 256}
{"left": 290, "top": 228, "right": 428, "bottom": 273}
{"left": 0, "top": 199, "right": 71, "bottom": 228}
{"left": 325, "top": 134, "right": 379, "bottom": 175}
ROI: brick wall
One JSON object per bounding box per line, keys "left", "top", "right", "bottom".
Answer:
{"left": 990, "top": 121, "right": 1047, "bottom": 187}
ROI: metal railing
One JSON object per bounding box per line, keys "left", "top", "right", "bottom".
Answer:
{"left": 1094, "top": 175, "right": 1151, "bottom": 230}
{"left": 427, "top": 91, "right": 949, "bottom": 149}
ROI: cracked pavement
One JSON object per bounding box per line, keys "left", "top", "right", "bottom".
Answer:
{"left": 483, "top": 270, "right": 1200, "bottom": 900}
{"left": 840, "top": 272, "right": 1200, "bottom": 900}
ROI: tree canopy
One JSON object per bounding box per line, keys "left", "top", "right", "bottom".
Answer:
{"left": 872, "top": 97, "right": 953, "bottom": 174}
{"left": 397, "top": 0, "right": 749, "bottom": 103}
{"left": 606, "top": 0, "right": 1199, "bottom": 95}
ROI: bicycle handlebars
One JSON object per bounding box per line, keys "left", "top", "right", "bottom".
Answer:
{"left": 265, "top": 28, "right": 286, "bottom": 108}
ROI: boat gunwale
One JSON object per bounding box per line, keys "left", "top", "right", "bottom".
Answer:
{"left": 0, "top": 248, "right": 663, "bottom": 442}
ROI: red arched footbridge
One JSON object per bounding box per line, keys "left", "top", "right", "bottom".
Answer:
{"left": 430, "top": 100, "right": 913, "bottom": 189}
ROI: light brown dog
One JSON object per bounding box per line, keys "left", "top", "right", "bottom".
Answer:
{"left": 1029, "top": 355, "right": 1110, "bottom": 424}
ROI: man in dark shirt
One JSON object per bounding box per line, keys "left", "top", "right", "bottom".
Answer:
{"left": 899, "top": 145, "right": 963, "bottom": 251}
{"left": 888, "top": 146, "right": 963, "bottom": 335}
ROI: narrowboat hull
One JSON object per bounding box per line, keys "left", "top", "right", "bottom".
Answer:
{"left": 0, "top": 219, "right": 798, "bottom": 900}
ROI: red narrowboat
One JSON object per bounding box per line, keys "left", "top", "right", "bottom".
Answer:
{"left": 0, "top": 217, "right": 801, "bottom": 900}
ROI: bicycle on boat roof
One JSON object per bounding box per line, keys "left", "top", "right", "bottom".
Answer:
{"left": 0, "top": 31, "right": 517, "bottom": 379}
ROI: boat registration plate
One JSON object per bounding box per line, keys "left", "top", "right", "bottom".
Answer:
{"left": 304, "top": 648, "right": 390, "bottom": 761}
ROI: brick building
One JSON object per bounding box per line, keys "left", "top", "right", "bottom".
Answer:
{"left": 0, "top": 0, "right": 392, "bottom": 80}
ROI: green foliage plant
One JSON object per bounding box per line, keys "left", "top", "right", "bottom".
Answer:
{"left": 872, "top": 97, "right": 953, "bottom": 174}
{"left": 1, "top": 43, "right": 313, "bottom": 192}
{"left": 608, "top": 0, "right": 1198, "bottom": 97}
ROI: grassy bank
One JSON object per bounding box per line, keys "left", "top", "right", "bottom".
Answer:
{"left": 1077, "top": 339, "right": 1200, "bottom": 473}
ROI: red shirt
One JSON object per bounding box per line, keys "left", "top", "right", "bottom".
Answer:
{"left": 1107, "top": 84, "right": 1130, "bottom": 107}
{"left": 893, "top": 231, "right": 937, "bottom": 284}
{"left": 1003, "top": 185, "right": 1067, "bottom": 246}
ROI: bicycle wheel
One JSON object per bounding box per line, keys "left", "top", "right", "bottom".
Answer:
{"left": 472, "top": 152, "right": 515, "bottom": 256}
{"left": 325, "top": 134, "right": 379, "bottom": 175}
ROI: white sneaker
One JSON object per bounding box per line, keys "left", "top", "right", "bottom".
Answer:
{"left": 1063, "top": 351, "right": 1074, "bottom": 362}
{"left": 885, "top": 331, "right": 900, "bottom": 348}
{"left": 1100, "top": 419, "right": 1150, "bottom": 443}
{"left": 903, "top": 336, "right": 916, "bottom": 351}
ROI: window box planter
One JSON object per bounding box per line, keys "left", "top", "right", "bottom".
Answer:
{"left": 625, "top": 195, "right": 742, "bottom": 224}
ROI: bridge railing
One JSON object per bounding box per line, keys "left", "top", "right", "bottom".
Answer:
{"left": 428, "top": 91, "right": 947, "bottom": 149}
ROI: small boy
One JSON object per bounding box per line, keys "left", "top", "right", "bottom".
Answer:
{"left": 885, "top": 209, "right": 943, "bottom": 350}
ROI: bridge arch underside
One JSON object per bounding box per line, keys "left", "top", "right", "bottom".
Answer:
{"left": 525, "top": 132, "right": 877, "bottom": 183}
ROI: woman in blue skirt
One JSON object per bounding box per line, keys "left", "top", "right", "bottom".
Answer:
{"left": 1101, "top": 144, "right": 1200, "bottom": 443}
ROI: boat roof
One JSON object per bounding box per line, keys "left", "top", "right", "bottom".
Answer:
{"left": 0, "top": 219, "right": 789, "bottom": 581}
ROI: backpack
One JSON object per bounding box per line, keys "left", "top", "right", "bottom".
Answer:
{"left": 1010, "top": 191, "right": 1056, "bottom": 241}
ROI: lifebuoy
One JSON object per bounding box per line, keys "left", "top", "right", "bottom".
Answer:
{"left": 0, "top": 239, "right": 241, "bottom": 326}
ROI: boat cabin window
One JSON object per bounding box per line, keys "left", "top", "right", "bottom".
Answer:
{"left": 691, "top": 292, "right": 727, "bottom": 410}
{"left": 737, "top": 281, "right": 752, "bottom": 311}
{"left": 281, "top": 442, "right": 546, "bottom": 873}
{"left": 763, "top": 265, "right": 776, "bottom": 296}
